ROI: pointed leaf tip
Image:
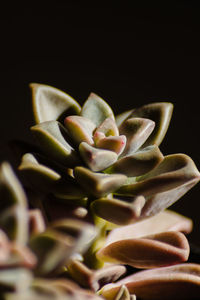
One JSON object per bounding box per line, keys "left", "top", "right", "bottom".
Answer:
{"left": 30, "top": 83, "right": 81, "bottom": 124}
{"left": 81, "top": 93, "right": 115, "bottom": 127}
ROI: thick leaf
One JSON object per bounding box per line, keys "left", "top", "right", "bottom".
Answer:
{"left": 107, "top": 145, "right": 163, "bottom": 176}
{"left": 74, "top": 167, "right": 127, "bottom": 197}
{"left": 119, "top": 118, "right": 155, "bottom": 156}
{"left": 81, "top": 93, "right": 115, "bottom": 127}
{"left": 127, "top": 102, "right": 173, "bottom": 147}
{"left": 0, "top": 229, "right": 10, "bottom": 262}
{"left": 94, "top": 117, "right": 119, "bottom": 137}
{"left": 91, "top": 196, "right": 145, "bottom": 225}
{"left": 0, "top": 162, "right": 28, "bottom": 245}
{"left": 50, "top": 218, "right": 97, "bottom": 254}
{"left": 29, "top": 230, "right": 75, "bottom": 276}
{"left": 114, "top": 285, "right": 134, "bottom": 300}
{"left": 64, "top": 115, "right": 96, "bottom": 145}
{"left": 117, "top": 154, "right": 200, "bottom": 217}
{"left": 97, "top": 231, "right": 189, "bottom": 268}
{"left": 105, "top": 210, "right": 193, "bottom": 245}
{"left": 30, "top": 83, "right": 81, "bottom": 124}
{"left": 67, "top": 259, "right": 126, "bottom": 291}
{"left": 115, "top": 109, "right": 134, "bottom": 127}
{"left": 0, "top": 162, "right": 27, "bottom": 210}
{"left": 79, "top": 142, "right": 118, "bottom": 172}
{"left": 100, "top": 263, "right": 200, "bottom": 300}
{"left": 1, "top": 244, "right": 37, "bottom": 269}
{"left": 29, "top": 209, "right": 46, "bottom": 236}
{"left": 19, "top": 153, "right": 61, "bottom": 189}
{"left": 0, "top": 268, "right": 32, "bottom": 293}
{"left": 96, "top": 135, "right": 126, "bottom": 156}
{"left": 0, "top": 205, "right": 28, "bottom": 246}
{"left": 31, "top": 121, "right": 80, "bottom": 167}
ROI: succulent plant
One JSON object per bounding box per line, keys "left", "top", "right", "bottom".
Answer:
{"left": 2, "top": 83, "right": 200, "bottom": 299}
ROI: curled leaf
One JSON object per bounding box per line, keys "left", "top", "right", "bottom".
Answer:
{"left": 81, "top": 93, "right": 115, "bottom": 127}
{"left": 31, "top": 121, "right": 80, "bottom": 167}
{"left": 127, "top": 102, "right": 173, "bottom": 147}
{"left": 30, "top": 83, "right": 81, "bottom": 124}
{"left": 119, "top": 118, "right": 155, "bottom": 156}
{"left": 64, "top": 115, "right": 96, "bottom": 145}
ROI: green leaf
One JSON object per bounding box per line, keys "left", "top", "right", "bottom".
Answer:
{"left": 117, "top": 154, "right": 200, "bottom": 218}
{"left": 0, "top": 268, "right": 32, "bottom": 293}
{"left": 0, "top": 162, "right": 28, "bottom": 245}
{"left": 81, "top": 93, "right": 115, "bottom": 127}
{"left": 91, "top": 196, "right": 145, "bottom": 225}
{"left": 94, "top": 117, "right": 119, "bottom": 137}
{"left": 79, "top": 142, "right": 118, "bottom": 172}
{"left": 30, "top": 83, "right": 81, "bottom": 124}
{"left": 107, "top": 145, "right": 163, "bottom": 176}
{"left": 127, "top": 102, "right": 173, "bottom": 147}
{"left": 119, "top": 118, "right": 155, "bottom": 156}
{"left": 115, "top": 109, "right": 134, "bottom": 127}
{"left": 29, "top": 230, "right": 75, "bottom": 276}
{"left": 19, "top": 153, "right": 61, "bottom": 190}
{"left": 74, "top": 167, "right": 127, "bottom": 198}
{"left": 64, "top": 115, "right": 96, "bottom": 145}
{"left": 31, "top": 121, "right": 80, "bottom": 167}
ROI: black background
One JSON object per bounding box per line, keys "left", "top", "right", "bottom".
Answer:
{"left": 1, "top": 1, "right": 200, "bottom": 244}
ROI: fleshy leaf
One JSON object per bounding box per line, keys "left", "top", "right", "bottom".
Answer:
{"left": 127, "top": 102, "right": 173, "bottom": 147}
{"left": 74, "top": 167, "right": 127, "bottom": 197}
{"left": 81, "top": 93, "right": 115, "bottom": 127}
{"left": 0, "top": 229, "right": 10, "bottom": 262}
{"left": 97, "top": 231, "right": 189, "bottom": 268}
{"left": 19, "top": 153, "right": 61, "bottom": 189}
{"left": 105, "top": 210, "right": 193, "bottom": 246}
{"left": 31, "top": 121, "right": 80, "bottom": 167}
{"left": 117, "top": 154, "right": 200, "bottom": 217}
{"left": 0, "top": 162, "right": 28, "bottom": 245}
{"left": 50, "top": 218, "right": 97, "bottom": 254}
{"left": 64, "top": 115, "right": 96, "bottom": 145}
{"left": 119, "top": 118, "right": 155, "bottom": 156}
{"left": 0, "top": 205, "right": 28, "bottom": 246}
{"left": 0, "top": 268, "right": 32, "bottom": 293}
{"left": 30, "top": 83, "right": 81, "bottom": 124}
{"left": 94, "top": 117, "right": 119, "bottom": 137}
{"left": 79, "top": 142, "right": 118, "bottom": 172}
{"left": 29, "top": 209, "right": 46, "bottom": 236}
{"left": 114, "top": 285, "right": 134, "bottom": 300}
{"left": 115, "top": 109, "right": 134, "bottom": 127}
{"left": 107, "top": 145, "right": 163, "bottom": 176}
{"left": 100, "top": 263, "right": 200, "bottom": 300}
{"left": 96, "top": 135, "right": 127, "bottom": 156}
{"left": 67, "top": 259, "right": 126, "bottom": 291}
{"left": 91, "top": 196, "right": 145, "bottom": 225}
{"left": 29, "top": 230, "right": 75, "bottom": 276}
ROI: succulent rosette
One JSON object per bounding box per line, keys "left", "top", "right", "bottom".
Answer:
{"left": 15, "top": 83, "right": 200, "bottom": 299}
